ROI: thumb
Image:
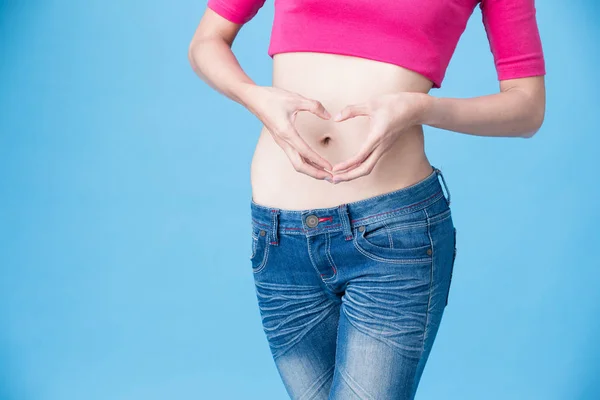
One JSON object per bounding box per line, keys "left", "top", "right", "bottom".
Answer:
{"left": 333, "top": 104, "right": 370, "bottom": 122}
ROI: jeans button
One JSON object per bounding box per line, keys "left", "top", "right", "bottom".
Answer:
{"left": 305, "top": 214, "right": 319, "bottom": 228}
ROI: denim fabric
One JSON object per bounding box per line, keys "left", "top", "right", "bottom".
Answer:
{"left": 249, "top": 166, "right": 457, "bottom": 400}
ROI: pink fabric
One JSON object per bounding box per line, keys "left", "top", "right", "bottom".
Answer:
{"left": 206, "top": 0, "right": 546, "bottom": 89}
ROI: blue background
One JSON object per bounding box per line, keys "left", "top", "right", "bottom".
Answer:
{"left": 1, "top": 1, "right": 598, "bottom": 399}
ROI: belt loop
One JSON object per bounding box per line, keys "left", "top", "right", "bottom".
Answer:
{"left": 434, "top": 166, "right": 451, "bottom": 206}
{"left": 270, "top": 209, "right": 280, "bottom": 246}
{"left": 337, "top": 204, "right": 353, "bottom": 241}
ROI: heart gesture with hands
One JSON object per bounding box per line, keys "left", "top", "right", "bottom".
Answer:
{"left": 328, "top": 92, "right": 430, "bottom": 184}
{"left": 245, "top": 85, "right": 334, "bottom": 181}
{"left": 246, "top": 86, "right": 428, "bottom": 184}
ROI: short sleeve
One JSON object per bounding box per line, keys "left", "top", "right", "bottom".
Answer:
{"left": 480, "top": 0, "right": 546, "bottom": 81}
{"left": 207, "top": 0, "right": 266, "bottom": 25}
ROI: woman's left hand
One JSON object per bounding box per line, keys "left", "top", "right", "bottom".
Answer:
{"left": 329, "top": 92, "right": 431, "bottom": 183}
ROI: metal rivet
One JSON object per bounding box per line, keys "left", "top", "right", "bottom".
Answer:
{"left": 426, "top": 248, "right": 432, "bottom": 256}
{"left": 305, "top": 214, "right": 319, "bottom": 228}
{"left": 259, "top": 230, "right": 266, "bottom": 236}
{"left": 358, "top": 226, "right": 365, "bottom": 232}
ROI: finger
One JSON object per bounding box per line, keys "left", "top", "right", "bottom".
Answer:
{"left": 273, "top": 122, "right": 333, "bottom": 171}
{"left": 297, "top": 99, "right": 331, "bottom": 120}
{"left": 285, "top": 147, "right": 333, "bottom": 180}
{"left": 285, "top": 129, "right": 333, "bottom": 171}
{"left": 332, "top": 148, "right": 383, "bottom": 183}
{"left": 330, "top": 138, "right": 379, "bottom": 173}
{"left": 300, "top": 157, "right": 335, "bottom": 180}
{"left": 306, "top": 158, "right": 334, "bottom": 174}
{"left": 333, "top": 103, "right": 370, "bottom": 122}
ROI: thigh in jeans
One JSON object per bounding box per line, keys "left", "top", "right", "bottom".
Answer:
{"left": 250, "top": 222, "right": 341, "bottom": 400}
{"left": 328, "top": 196, "right": 456, "bottom": 400}
{"left": 248, "top": 166, "right": 457, "bottom": 399}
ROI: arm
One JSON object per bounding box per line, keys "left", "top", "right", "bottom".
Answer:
{"left": 187, "top": 0, "right": 265, "bottom": 110}
{"left": 419, "top": 0, "right": 546, "bottom": 139}
{"left": 188, "top": 0, "right": 334, "bottom": 179}
{"left": 330, "top": 76, "right": 546, "bottom": 181}
{"left": 418, "top": 76, "right": 545, "bottom": 138}
{"left": 330, "top": 0, "right": 546, "bottom": 180}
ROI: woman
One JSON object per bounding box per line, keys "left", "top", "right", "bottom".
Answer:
{"left": 188, "top": 0, "right": 546, "bottom": 398}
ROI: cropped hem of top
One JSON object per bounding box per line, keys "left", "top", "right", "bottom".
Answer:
{"left": 206, "top": 0, "right": 546, "bottom": 89}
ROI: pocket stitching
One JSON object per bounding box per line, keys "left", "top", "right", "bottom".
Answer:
{"left": 252, "top": 234, "right": 270, "bottom": 274}
{"left": 353, "top": 229, "right": 432, "bottom": 264}
{"left": 420, "top": 208, "right": 451, "bottom": 226}
{"left": 359, "top": 221, "right": 432, "bottom": 253}
{"left": 250, "top": 234, "right": 258, "bottom": 259}
{"left": 321, "top": 232, "right": 338, "bottom": 281}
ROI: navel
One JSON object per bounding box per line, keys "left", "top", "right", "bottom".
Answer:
{"left": 320, "top": 136, "right": 331, "bottom": 146}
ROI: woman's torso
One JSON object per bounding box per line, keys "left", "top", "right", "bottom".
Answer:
{"left": 250, "top": 52, "right": 435, "bottom": 210}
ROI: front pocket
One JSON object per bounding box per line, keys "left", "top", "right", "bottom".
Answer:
{"left": 362, "top": 216, "right": 431, "bottom": 251}
{"left": 250, "top": 225, "right": 269, "bottom": 273}
{"left": 353, "top": 216, "right": 433, "bottom": 264}
{"left": 250, "top": 232, "right": 258, "bottom": 259}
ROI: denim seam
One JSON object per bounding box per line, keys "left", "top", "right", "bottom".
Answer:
{"left": 252, "top": 219, "right": 344, "bottom": 234}
{"left": 306, "top": 236, "right": 336, "bottom": 290}
{"left": 362, "top": 228, "right": 432, "bottom": 252}
{"left": 382, "top": 219, "right": 394, "bottom": 248}
{"left": 337, "top": 364, "right": 375, "bottom": 400}
{"left": 350, "top": 190, "right": 443, "bottom": 224}
{"left": 421, "top": 209, "right": 451, "bottom": 226}
{"left": 357, "top": 207, "right": 451, "bottom": 244}
{"left": 421, "top": 208, "right": 434, "bottom": 355}
{"left": 352, "top": 227, "right": 431, "bottom": 264}
{"left": 338, "top": 204, "right": 353, "bottom": 240}
{"left": 297, "top": 363, "right": 335, "bottom": 400}
{"left": 250, "top": 191, "right": 444, "bottom": 234}
{"left": 445, "top": 227, "right": 457, "bottom": 307}
{"left": 353, "top": 230, "right": 432, "bottom": 265}
{"left": 382, "top": 208, "right": 451, "bottom": 234}
{"left": 322, "top": 232, "right": 338, "bottom": 282}
{"left": 435, "top": 167, "right": 451, "bottom": 206}
{"left": 252, "top": 235, "right": 270, "bottom": 274}
{"left": 252, "top": 219, "right": 272, "bottom": 228}
{"left": 250, "top": 235, "right": 257, "bottom": 259}
{"left": 270, "top": 209, "right": 279, "bottom": 246}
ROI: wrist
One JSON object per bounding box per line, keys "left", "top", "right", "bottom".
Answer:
{"left": 235, "top": 82, "right": 263, "bottom": 112}
{"left": 413, "top": 93, "right": 437, "bottom": 126}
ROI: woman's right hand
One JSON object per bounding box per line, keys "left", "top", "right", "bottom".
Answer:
{"left": 244, "top": 85, "right": 334, "bottom": 181}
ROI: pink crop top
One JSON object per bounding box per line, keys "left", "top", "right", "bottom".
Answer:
{"left": 206, "top": 0, "right": 546, "bottom": 89}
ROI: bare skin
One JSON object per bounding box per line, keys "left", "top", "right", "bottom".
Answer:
{"left": 189, "top": 9, "right": 546, "bottom": 210}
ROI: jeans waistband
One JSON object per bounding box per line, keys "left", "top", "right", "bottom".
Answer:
{"left": 250, "top": 165, "right": 451, "bottom": 245}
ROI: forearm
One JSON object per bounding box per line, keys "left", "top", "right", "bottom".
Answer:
{"left": 188, "top": 37, "right": 258, "bottom": 112}
{"left": 417, "top": 87, "right": 545, "bottom": 138}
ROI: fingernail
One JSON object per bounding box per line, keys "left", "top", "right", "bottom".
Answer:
{"left": 324, "top": 110, "right": 331, "bottom": 119}
{"left": 333, "top": 113, "right": 342, "bottom": 121}
{"left": 324, "top": 177, "right": 332, "bottom": 183}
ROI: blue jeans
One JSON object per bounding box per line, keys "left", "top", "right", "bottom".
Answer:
{"left": 249, "top": 166, "right": 457, "bottom": 400}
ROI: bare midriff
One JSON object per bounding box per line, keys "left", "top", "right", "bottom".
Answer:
{"left": 250, "top": 52, "right": 436, "bottom": 210}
